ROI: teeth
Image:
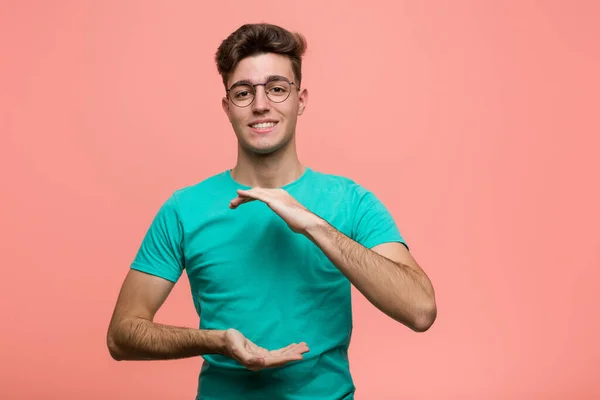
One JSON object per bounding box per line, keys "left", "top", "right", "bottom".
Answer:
{"left": 251, "top": 122, "right": 276, "bottom": 129}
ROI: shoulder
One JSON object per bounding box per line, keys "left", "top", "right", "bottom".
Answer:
{"left": 171, "top": 170, "right": 230, "bottom": 200}
{"left": 306, "top": 168, "right": 372, "bottom": 201}
{"left": 158, "top": 170, "right": 232, "bottom": 217}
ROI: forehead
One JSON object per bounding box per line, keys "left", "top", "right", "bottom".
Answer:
{"left": 228, "top": 53, "right": 295, "bottom": 86}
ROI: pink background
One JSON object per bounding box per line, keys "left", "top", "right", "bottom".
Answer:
{"left": 2, "top": 1, "right": 599, "bottom": 399}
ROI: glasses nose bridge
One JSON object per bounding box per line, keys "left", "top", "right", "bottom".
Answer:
{"left": 252, "top": 83, "right": 271, "bottom": 107}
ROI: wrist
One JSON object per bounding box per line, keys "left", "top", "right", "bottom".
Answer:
{"left": 202, "top": 329, "right": 227, "bottom": 355}
{"left": 303, "top": 215, "right": 329, "bottom": 242}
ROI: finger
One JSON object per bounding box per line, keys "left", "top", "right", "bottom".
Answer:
{"left": 229, "top": 196, "right": 255, "bottom": 209}
{"left": 269, "top": 343, "right": 298, "bottom": 356}
{"left": 237, "top": 188, "right": 273, "bottom": 203}
{"left": 263, "top": 353, "right": 304, "bottom": 368}
{"left": 271, "top": 341, "right": 310, "bottom": 356}
{"left": 289, "top": 342, "right": 310, "bottom": 354}
{"left": 286, "top": 344, "right": 310, "bottom": 357}
{"left": 266, "top": 343, "right": 309, "bottom": 365}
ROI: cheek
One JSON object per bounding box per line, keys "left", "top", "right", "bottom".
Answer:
{"left": 278, "top": 103, "right": 298, "bottom": 121}
{"left": 284, "top": 106, "right": 300, "bottom": 124}
{"left": 229, "top": 111, "right": 246, "bottom": 127}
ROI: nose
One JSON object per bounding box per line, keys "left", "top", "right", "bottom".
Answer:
{"left": 251, "top": 86, "right": 270, "bottom": 113}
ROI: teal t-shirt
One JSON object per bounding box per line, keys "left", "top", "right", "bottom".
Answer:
{"left": 130, "top": 167, "right": 407, "bottom": 400}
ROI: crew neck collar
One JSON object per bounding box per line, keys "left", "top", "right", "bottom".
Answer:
{"left": 225, "top": 166, "right": 312, "bottom": 190}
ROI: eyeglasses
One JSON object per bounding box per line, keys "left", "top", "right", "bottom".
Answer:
{"left": 226, "top": 77, "right": 298, "bottom": 108}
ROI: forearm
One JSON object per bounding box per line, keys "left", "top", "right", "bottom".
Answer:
{"left": 108, "top": 317, "right": 226, "bottom": 361}
{"left": 304, "top": 218, "right": 435, "bottom": 331}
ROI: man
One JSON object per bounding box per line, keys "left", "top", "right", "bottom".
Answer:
{"left": 107, "top": 23, "right": 437, "bottom": 399}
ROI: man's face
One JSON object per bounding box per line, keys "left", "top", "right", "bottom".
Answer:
{"left": 222, "top": 53, "right": 308, "bottom": 155}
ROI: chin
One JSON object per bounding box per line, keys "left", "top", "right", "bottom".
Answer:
{"left": 240, "top": 133, "right": 292, "bottom": 155}
{"left": 246, "top": 144, "right": 282, "bottom": 155}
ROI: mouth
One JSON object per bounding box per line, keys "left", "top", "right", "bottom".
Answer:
{"left": 249, "top": 120, "right": 279, "bottom": 134}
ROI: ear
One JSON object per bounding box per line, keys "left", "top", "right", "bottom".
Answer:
{"left": 297, "top": 87, "right": 308, "bottom": 116}
{"left": 222, "top": 96, "right": 231, "bottom": 121}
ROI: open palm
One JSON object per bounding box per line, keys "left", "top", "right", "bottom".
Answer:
{"left": 223, "top": 328, "right": 310, "bottom": 371}
{"left": 229, "top": 188, "right": 320, "bottom": 234}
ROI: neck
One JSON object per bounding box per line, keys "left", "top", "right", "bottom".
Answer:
{"left": 231, "top": 139, "right": 305, "bottom": 188}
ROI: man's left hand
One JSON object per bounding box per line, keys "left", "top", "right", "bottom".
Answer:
{"left": 229, "top": 188, "right": 321, "bottom": 234}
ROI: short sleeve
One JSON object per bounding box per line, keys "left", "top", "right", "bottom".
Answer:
{"left": 352, "top": 186, "right": 409, "bottom": 250}
{"left": 130, "top": 194, "right": 185, "bottom": 283}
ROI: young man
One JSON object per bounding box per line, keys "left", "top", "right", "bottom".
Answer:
{"left": 107, "top": 23, "right": 437, "bottom": 399}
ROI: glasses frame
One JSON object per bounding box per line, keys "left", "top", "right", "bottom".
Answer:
{"left": 226, "top": 78, "right": 299, "bottom": 108}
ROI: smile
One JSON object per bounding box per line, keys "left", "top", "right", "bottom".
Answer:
{"left": 250, "top": 122, "right": 278, "bottom": 130}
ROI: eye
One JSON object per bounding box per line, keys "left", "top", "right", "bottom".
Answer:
{"left": 235, "top": 90, "right": 250, "bottom": 99}
{"left": 231, "top": 85, "right": 254, "bottom": 99}
{"left": 267, "top": 83, "right": 290, "bottom": 96}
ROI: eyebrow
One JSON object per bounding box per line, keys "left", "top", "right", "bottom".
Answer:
{"left": 229, "top": 75, "right": 291, "bottom": 89}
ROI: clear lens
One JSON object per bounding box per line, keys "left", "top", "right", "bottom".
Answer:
{"left": 229, "top": 80, "right": 292, "bottom": 107}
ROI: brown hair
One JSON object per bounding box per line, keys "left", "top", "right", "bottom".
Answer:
{"left": 215, "top": 23, "right": 307, "bottom": 89}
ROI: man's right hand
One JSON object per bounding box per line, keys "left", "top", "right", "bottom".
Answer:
{"left": 223, "top": 328, "right": 310, "bottom": 371}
